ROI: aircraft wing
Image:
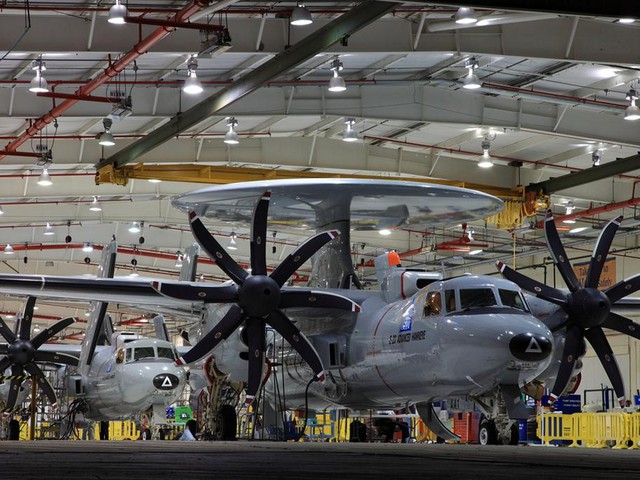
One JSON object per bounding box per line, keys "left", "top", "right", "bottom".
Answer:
{"left": 0, "top": 273, "right": 206, "bottom": 309}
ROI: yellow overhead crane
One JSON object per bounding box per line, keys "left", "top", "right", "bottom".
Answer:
{"left": 96, "top": 163, "right": 535, "bottom": 228}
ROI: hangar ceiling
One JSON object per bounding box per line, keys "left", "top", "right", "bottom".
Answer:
{"left": 0, "top": 1, "right": 639, "bottom": 339}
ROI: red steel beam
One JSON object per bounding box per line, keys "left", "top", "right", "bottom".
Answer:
{"left": 36, "top": 92, "right": 123, "bottom": 104}
{"left": 0, "top": 0, "right": 210, "bottom": 159}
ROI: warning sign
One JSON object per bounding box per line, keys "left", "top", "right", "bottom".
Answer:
{"left": 573, "top": 257, "right": 616, "bottom": 290}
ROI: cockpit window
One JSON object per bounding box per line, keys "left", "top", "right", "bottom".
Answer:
{"left": 423, "top": 291, "right": 442, "bottom": 316}
{"left": 133, "top": 347, "right": 155, "bottom": 361}
{"left": 157, "top": 347, "right": 176, "bottom": 360}
{"left": 499, "top": 289, "right": 529, "bottom": 311}
{"left": 125, "top": 347, "right": 133, "bottom": 362}
{"left": 459, "top": 288, "right": 497, "bottom": 310}
{"left": 444, "top": 290, "right": 456, "bottom": 313}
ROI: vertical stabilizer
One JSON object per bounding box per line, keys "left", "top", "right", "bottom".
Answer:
{"left": 153, "top": 315, "right": 170, "bottom": 342}
{"left": 78, "top": 240, "right": 117, "bottom": 375}
{"left": 179, "top": 243, "right": 200, "bottom": 282}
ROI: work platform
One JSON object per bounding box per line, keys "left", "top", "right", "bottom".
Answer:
{"left": 2, "top": 441, "right": 640, "bottom": 479}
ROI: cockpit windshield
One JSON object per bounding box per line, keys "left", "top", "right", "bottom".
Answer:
{"left": 459, "top": 288, "right": 498, "bottom": 310}
{"left": 499, "top": 289, "right": 529, "bottom": 311}
{"left": 123, "top": 344, "right": 177, "bottom": 363}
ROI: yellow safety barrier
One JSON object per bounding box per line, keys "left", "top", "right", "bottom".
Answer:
{"left": 537, "top": 412, "right": 640, "bottom": 449}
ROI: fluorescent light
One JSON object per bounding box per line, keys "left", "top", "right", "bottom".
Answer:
{"left": 618, "top": 18, "right": 636, "bottom": 24}
{"left": 378, "top": 229, "right": 392, "bottom": 236}
{"left": 569, "top": 227, "right": 588, "bottom": 234}
{"left": 469, "top": 249, "right": 483, "bottom": 255}
{"left": 147, "top": 178, "right": 162, "bottom": 183}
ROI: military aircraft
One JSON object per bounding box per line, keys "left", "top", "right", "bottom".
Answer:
{"left": 0, "top": 240, "right": 188, "bottom": 425}
{"left": 1, "top": 179, "right": 637, "bottom": 444}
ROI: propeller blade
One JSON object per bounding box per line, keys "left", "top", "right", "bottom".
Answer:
{"left": 270, "top": 230, "right": 339, "bottom": 287}
{"left": 544, "top": 210, "right": 581, "bottom": 292}
{"left": 0, "top": 356, "right": 12, "bottom": 373}
{"left": 250, "top": 191, "right": 270, "bottom": 277}
{"left": 603, "top": 312, "right": 640, "bottom": 341}
{"left": 544, "top": 308, "right": 570, "bottom": 332}
{"left": 152, "top": 281, "right": 237, "bottom": 303}
{"left": 550, "top": 324, "right": 583, "bottom": 401}
{"left": 189, "top": 211, "right": 248, "bottom": 285}
{"left": 244, "top": 318, "right": 266, "bottom": 407}
{"left": 585, "top": 216, "right": 622, "bottom": 289}
{"left": 605, "top": 273, "right": 640, "bottom": 303}
{"left": 496, "top": 262, "right": 567, "bottom": 305}
{"left": 31, "top": 317, "right": 75, "bottom": 349}
{"left": 24, "top": 363, "right": 57, "bottom": 407}
{"left": 177, "top": 305, "right": 244, "bottom": 366}
{"left": 0, "top": 316, "right": 16, "bottom": 343}
{"left": 19, "top": 297, "right": 37, "bottom": 340}
{"left": 584, "top": 326, "right": 625, "bottom": 406}
{"left": 279, "top": 290, "right": 361, "bottom": 312}
{"left": 268, "top": 310, "right": 325, "bottom": 382}
{"left": 5, "top": 366, "right": 24, "bottom": 410}
{"left": 0, "top": 345, "right": 7, "bottom": 355}
{"left": 34, "top": 351, "right": 79, "bottom": 366}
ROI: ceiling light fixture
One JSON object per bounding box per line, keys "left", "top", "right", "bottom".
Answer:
{"left": 108, "top": 0, "right": 128, "bottom": 24}
{"left": 129, "top": 265, "right": 139, "bottom": 277}
{"left": 569, "top": 226, "right": 589, "bottom": 234}
{"left": 592, "top": 149, "right": 602, "bottom": 166}
{"left": 4, "top": 244, "right": 14, "bottom": 255}
{"left": 378, "top": 229, "right": 392, "bottom": 236}
{"left": 183, "top": 56, "right": 204, "bottom": 95}
{"left": 290, "top": 2, "right": 313, "bottom": 26}
{"left": 98, "top": 118, "right": 116, "bottom": 147}
{"left": 128, "top": 221, "right": 141, "bottom": 234}
{"left": 0, "top": 205, "right": 4, "bottom": 215}
{"left": 37, "top": 168, "right": 52, "bottom": 186}
{"left": 224, "top": 117, "right": 239, "bottom": 144}
{"left": 343, "top": 118, "right": 358, "bottom": 142}
{"left": 82, "top": 242, "right": 94, "bottom": 253}
{"left": 227, "top": 232, "right": 238, "bottom": 250}
{"left": 89, "top": 196, "right": 102, "bottom": 212}
{"left": 43, "top": 222, "right": 55, "bottom": 236}
{"left": 468, "top": 249, "right": 483, "bottom": 255}
{"left": 29, "top": 57, "right": 49, "bottom": 93}
{"left": 462, "top": 57, "right": 481, "bottom": 90}
{"left": 618, "top": 18, "right": 636, "bottom": 24}
{"left": 328, "top": 57, "right": 346, "bottom": 93}
{"left": 455, "top": 7, "right": 478, "bottom": 25}
{"left": 175, "top": 251, "right": 183, "bottom": 268}
{"left": 148, "top": 178, "right": 162, "bottom": 184}
{"left": 563, "top": 201, "right": 576, "bottom": 223}
{"left": 624, "top": 88, "right": 640, "bottom": 121}
{"left": 466, "top": 226, "right": 475, "bottom": 242}
{"left": 478, "top": 139, "right": 493, "bottom": 168}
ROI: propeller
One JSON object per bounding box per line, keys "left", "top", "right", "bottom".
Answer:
{"left": 153, "top": 190, "right": 361, "bottom": 406}
{"left": 0, "top": 296, "right": 78, "bottom": 410}
{"left": 498, "top": 211, "right": 640, "bottom": 406}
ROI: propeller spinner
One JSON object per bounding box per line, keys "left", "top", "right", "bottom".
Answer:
{"left": 498, "top": 211, "right": 640, "bottom": 406}
{"left": 0, "top": 297, "right": 78, "bottom": 410}
{"left": 153, "top": 191, "right": 361, "bottom": 406}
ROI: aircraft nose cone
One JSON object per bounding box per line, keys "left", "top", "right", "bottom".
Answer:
{"left": 153, "top": 373, "right": 180, "bottom": 390}
{"left": 509, "top": 333, "right": 552, "bottom": 361}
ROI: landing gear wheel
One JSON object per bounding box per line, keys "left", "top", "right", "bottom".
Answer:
{"left": 478, "top": 419, "right": 496, "bottom": 445}
{"left": 216, "top": 405, "right": 237, "bottom": 440}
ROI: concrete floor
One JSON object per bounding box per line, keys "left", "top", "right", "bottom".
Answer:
{"left": 2, "top": 441, "right": 640, "bottom": 479}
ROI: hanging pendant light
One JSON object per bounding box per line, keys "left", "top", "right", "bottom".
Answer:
{"left": 224, "top": 117, "right": 239, "bottom": 144}
{"left": 183, "top": 56, "right": 204, "bottom": 95}
{"left": 37, "top": 168, "right": 53, "bottom": 186}
{"left": 108, "top": 0, "right": 128, "bottom": 24}
{"left": 290, "top": 2, "right": 313, "bottom": 26}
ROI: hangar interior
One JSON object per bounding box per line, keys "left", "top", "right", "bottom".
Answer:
{"left": 0, "top": 1, "right": 639, "bottom": 413}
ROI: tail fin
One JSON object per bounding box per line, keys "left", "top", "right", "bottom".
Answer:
{"left": 179, "top": 243, "right": 200, "bottom": 282}
{"left": 78, "top": 240, "right": 117, "bottom": 375}
{"left": 153, "top": 315, "right": 170, "bottom": 342}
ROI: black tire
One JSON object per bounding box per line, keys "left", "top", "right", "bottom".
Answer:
{"left": 508, "top": 422, "right": 520, "bottom": 445}
{"left": 478, "top": 420, "right": 496, "bottom": 445}
{"left": 217, "top": 405, "right": 237, "bottom": 440}
{"left": 8, "top": 419, "right": 19, "bottom": 441}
